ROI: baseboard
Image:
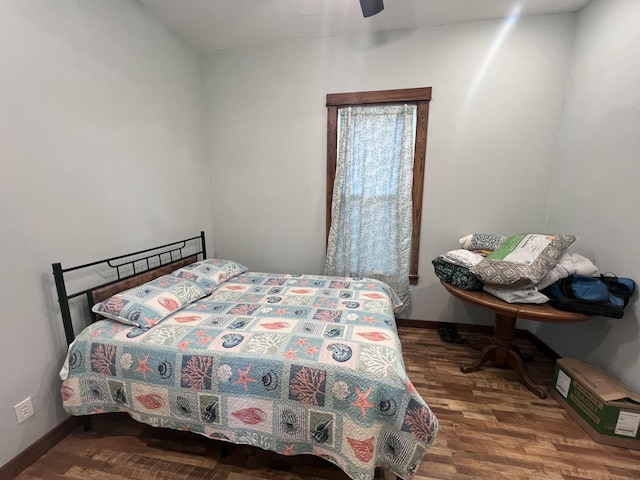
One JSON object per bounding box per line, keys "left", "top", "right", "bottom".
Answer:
{"left": 396, "top": 318, "right": 442, "bottom": 329}
{"left": 396, "top": 318, "right": 495, "bottom": 334}
{"left": 0, "top": 416, "right": 80, "bottom": 479}
{"left": 519, "top": 330, "right": 561, "bottom": 360}
{"left": 396, "top": 318, "right": 560, "bottom": 360}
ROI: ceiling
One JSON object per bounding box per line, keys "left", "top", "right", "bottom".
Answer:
{"left": 136, "top": 0, "right": 591, "bottom": 52}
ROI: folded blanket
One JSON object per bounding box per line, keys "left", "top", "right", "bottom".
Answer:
{"left": 536, "top": 253, "right": 598, "bottom": 290}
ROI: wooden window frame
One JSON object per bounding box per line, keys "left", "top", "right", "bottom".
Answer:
{"left": 326, "top": 87, "right": 432, "bottom": 285}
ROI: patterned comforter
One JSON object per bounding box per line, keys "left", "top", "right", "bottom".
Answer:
{"left": 60, "top": 272, "right": 438, "bottom": 480}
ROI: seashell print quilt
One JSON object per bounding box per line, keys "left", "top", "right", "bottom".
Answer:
{"left": 60, "top": 272, "right": 438, "bottom": 480}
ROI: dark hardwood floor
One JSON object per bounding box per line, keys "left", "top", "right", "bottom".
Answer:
{"left": 14, "top": 326, "right": 640, "bottom": 480}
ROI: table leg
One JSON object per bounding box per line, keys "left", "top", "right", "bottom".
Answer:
{"left": 461, "top": 343, "right": 496, "bottom": 373}
{"left": 504, "top": 347, "right": 547, "bottom": 399}
{"left": 460, "top": 313, "right": 547, "bottom": 399}
{"left": 492, "top": 313, "right": 516, "bottom": 365}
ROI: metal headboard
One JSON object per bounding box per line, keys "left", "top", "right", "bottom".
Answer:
{"left": 52, "top": 231, "right": 207, "bottom": 346}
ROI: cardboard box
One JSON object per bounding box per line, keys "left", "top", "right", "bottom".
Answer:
{"left": 551, "top": 357, "right": 640, "bottom": 450}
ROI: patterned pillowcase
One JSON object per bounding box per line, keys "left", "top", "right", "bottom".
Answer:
{"left": 469, "top": 233, "right": 506, "bottom": 251}
{"left": 171, "top": 259, "right": 248, "bottom": 290}
{"left": 470, "top": 234, "right": 576, "bottom": 289}
{"left": 91, "top": 275, "right": 211, "bottom": 328}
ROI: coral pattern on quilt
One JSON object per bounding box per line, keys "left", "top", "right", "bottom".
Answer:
{"left": 60, "top": 272, "right": 438, "bottom": 480}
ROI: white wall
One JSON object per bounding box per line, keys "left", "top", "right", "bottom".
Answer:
{"left": 0, "top": 0, "right": 212, "bottom": 467}
{"left": 532, "top": 0, "right": 640, "bottom": 391}
{"left": 201, "top": 14, "right": 576, "bottom": 324}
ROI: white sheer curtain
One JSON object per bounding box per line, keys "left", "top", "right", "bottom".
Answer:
{"left": 324, "top": 104, "right": 416, "bottom": 312}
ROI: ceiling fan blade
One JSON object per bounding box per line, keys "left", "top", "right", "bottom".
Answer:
{"left": 359, "top": 0, "right": 384, "bottom": 17}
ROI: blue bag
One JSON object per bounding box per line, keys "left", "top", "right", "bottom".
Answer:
{"left": 542, "top": 274, "right": 635, "bottom": 318}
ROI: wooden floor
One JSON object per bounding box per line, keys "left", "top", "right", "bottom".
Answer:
{"left": 15, "top": 327, "right": 640, "bottom": 480}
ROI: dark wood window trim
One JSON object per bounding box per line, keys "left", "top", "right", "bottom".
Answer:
{"left": 326, "top": 87, "right": 432, "bottom": 285}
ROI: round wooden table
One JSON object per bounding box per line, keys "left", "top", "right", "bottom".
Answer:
{"left": 441, "top": 281, "right": 590, "bottom": 398}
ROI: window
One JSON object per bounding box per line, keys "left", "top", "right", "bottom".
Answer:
{"left": 325, "top": 88, "right": 431, "bottom": 308}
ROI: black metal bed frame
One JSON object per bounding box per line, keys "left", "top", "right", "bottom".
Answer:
{"left": 50, "top": 231, "right": 398, "bottom": 476}
{"left": 52, "top": 231, "right": 207, "bottom": 346}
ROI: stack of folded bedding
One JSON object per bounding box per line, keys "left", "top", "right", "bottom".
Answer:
{"left": 432, "top": 233, "right": 506, "bottom": 291}
{"left": 434, "top": 232, "right": 599, "bottom": 303}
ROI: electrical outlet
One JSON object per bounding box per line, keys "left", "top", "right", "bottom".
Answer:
{"left": 14, "top": 397, "right": 34, "bottom": 424}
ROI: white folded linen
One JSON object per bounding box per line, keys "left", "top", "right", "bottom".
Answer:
{"left": 483, "top": 286, "right": 549, "bottom": 304}
{"left": 439, "top": 249, "right": 484, "bottom": 268}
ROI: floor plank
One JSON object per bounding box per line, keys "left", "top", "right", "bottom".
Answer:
{"left": 14, "top": 327, "right": 640, "bottom": 480}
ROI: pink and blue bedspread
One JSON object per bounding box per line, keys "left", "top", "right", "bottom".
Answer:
{"left": 60, "top": 272, "right": 438, "bottom": 480}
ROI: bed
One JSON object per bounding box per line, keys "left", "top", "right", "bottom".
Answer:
{"left": 54, "top": 232, "right": 438, "bottom": 480}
